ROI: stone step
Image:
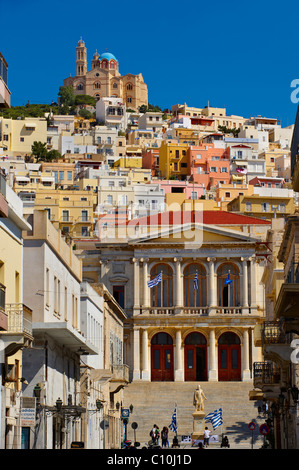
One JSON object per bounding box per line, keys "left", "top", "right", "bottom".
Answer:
{"left": 122, "top": 381, "right": 265, "bottom": 447}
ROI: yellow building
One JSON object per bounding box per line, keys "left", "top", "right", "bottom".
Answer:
{"left": 34, "top": 188, "right": 94, "bottom": 239}
{"left": 0, "top": 173, "right": 33, "bottom": 449}
{"left": 0, "top": 117, "right": 47, "bottom": 158}
{"left": 40, "top": 161, "right": 76, "bottom": 187}
{"left": 227, "top": 192, "right": 295, "bottom": 220}
{"left": 158, "top": 141, "right": 190, "bottom": 180}
{"left": 113, "top": 156, "right": 142, "bottom": 169}
{"left": 216, "top": 183, "right": 254, "bottom": 210}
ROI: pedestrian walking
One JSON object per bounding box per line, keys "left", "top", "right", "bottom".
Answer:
{"left": 203, "top": 427, "right": 211, "bottom": 448}
{"left": 161, "top": 426, "right": 169, "bottom": 448}
{"left": 155, "top": 425, "right": 160, "bottom": 445}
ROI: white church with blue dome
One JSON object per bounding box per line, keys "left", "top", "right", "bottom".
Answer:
{"left": 63, "top": 38, "right": 148, "bottom": 110}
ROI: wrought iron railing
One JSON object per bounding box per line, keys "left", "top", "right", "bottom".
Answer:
{"left": 262, "top": 321, "right": 286, "bottom": 344}
{"left": 5, "top": 303, "right": 33, "bottom": 336}
{"left": 253, "top": 361, "right": 280, "bottom": 385}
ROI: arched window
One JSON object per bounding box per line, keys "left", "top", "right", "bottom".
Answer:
{"left": 217, "top": 263, "right": 240, "bottom": 307}
{"left": 113, "top": 82, "right": 118, "bottom": 89}
{"left": 77, "top": 83, "right": 84, "bottom": 90}
{"left": 150, "top": 263, "right": 173, "bottom": 307}
{"left": 127, "top": 97, "right": 132, "bottom": 103}
{"left": 94, "top": 82, "right": 101, "bottom": 89}
{"left": 127, "top": 83, "right": 133, "bottom": 91}
{"left": 184, "top": 263, "right": 207, "bottom": 307}
{"left": 102, "top": 60, "right": 108, "bottom": 69}
{"left": 110, "top": 61, "right": 115, "bottom": 69}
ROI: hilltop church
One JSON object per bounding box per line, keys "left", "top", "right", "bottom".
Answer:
{"left": 63, "top": 39, "right": 148, "bottom": 111}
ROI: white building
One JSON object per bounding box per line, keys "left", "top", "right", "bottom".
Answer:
{"left": 96, "top": 97, "right": 127, "bottom": 131}
{"left": 21, "top": 210, "right": 98, "bottom": 449}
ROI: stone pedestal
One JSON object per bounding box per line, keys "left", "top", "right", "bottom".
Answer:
{"left": 192, "top": 410, "right": 205, "bottom": 440}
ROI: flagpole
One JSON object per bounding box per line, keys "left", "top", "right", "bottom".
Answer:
{"left": 160, "top": 271, "right": 163, "bottom": 307}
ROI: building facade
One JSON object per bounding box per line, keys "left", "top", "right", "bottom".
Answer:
{"left": 63, "top": 39, "right": 148, "bottom": 111}
{"left": 79, "top": 210, "right": 271, "bottom": 384}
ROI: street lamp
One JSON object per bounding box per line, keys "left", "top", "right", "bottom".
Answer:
{"left": 56, "top": 397, "right": 63, "bottom": 412}
{"left": 96, "top": 399, "right": 104, "bottom": 411}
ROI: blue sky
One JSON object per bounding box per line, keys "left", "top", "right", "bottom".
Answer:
{"left": 2, "top": 0, "right": 299, "bottom": 126}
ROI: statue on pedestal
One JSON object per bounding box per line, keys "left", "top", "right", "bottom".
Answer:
{"left": 193, "top": 384, "right": 207, "bottom": 412}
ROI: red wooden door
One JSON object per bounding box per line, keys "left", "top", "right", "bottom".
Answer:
{"left": 185, "top": 345, "right": 207, "bottom": 381}
{"left": 151, "top": 345, "right": 174, "bottom": 381}
{"left": 218, "top": 344, "right": 241, "bottom": 381}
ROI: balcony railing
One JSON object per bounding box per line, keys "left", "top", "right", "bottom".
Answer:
{"left": 111, "top": 363, "right": 129, "bottom": 382}
{"left": 253, "top": 361, "right": 280, "bottom": 386}
{"left": 262, "top": 321, "right": 286, "bottom": 344}
{"left": 5, "top": 303, "right": 33, "bottom": 337}
{"left": 286, "top": 262, "right": 299, "bottom": 284}
{"left": 137, "top": 306, "right": 252, "bottom": 316}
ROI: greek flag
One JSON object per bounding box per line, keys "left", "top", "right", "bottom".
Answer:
{"left": 194, "top": 272, "right": 199, "bottom": 290}
{"left": 224, "top": 272, "right": 233, "bottom": 285}
{"left": 147, "top": 272, "right": 162, "bottom": 288}
{"left": 169, "top": 406, "right": 177, "bottom": 433}
{"left": 205, "top": 408, "right": 223, "bottom": 430}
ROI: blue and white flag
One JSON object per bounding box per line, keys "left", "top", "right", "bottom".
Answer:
{"left": 169, "top": 406, "right": 177, "bottom": 433}
{"left": 194, "top": 272, "right": 199, "bottom": 290}
{"left": 224, "top": 272, "right": 233, "bottom": 285}
{"left": 147, "top": 272, "right": 162, "bottom": 288}
{"left": 205, "top": 408, "right": 223, "bottom": 430}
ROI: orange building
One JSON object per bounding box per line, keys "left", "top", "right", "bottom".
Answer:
{"left": 142, "top": 148, "right": 160, "bottom": 177}
{"left": 188, "top": 143, "right": 230, "bottom": 189}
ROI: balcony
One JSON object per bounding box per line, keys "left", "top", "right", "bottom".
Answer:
{"left": 261, "top": 321, "right": 292, "bottom": 363}
{"left": 109, "top": 363, "right": 129, "bottom": 394}
{"left": 275, "top": 263, "right": 299, "bottom": 322}
{"left": 1, "top": 303, "right": 33, "bottom": 355}
{"left": 253, "top": 361, "right": 281, "bottom": 391}
{"left": 135, "top": 306, "right": 257, "bottom": 317}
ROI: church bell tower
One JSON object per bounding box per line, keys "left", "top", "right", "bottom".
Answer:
{"left": 76, "top": 38, "right": 87, "bottom": 77}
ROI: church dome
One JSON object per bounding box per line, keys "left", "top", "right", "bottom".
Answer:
{"left": 100, "top": 52, "right": 117, "bottom": 61}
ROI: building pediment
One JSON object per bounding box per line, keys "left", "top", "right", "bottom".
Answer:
{"left": 128, "top": 223, "right": 259, "bottom": 246}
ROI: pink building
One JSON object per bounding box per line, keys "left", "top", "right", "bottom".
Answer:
{"left": 142, "top": 148, "right": 159, "bottom": 177}
{"left": 153, "top": 179, "right": 205, "bottom": 199}
{"left": 249, "top": 176, "right": 284, "bottom": 188}
{"left": 188, "top": 143, "right": 230, "bottom": 189}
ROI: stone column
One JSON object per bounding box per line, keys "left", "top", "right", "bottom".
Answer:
{"left": 133, "top": 258, "right": 140, "bottom": 309}
{"left": 250, "top": 257, "right": 257, "bottom": 308}
{"left": 133, "top": 328, "right": 141, "bottom": 380}
{"left": 242, "top": 328, "right": 251, "bottom": 381}
{"left": 141, "top": 329, "right": 150, "bottom": 381}
{"left": 142, "top": 258, "right": 149, "bottom": 308}
{"left": 241, "top": 258, "right": 248, "bottom": 308}
{"left": 174, "top": 329, "right": 184, "bottom": 381}
{"left": 207, "top": 257, "right": 217, "bottom": 307}
{"left": 174, "top": 257, "right": 183, "bottom": 307}
{"left": 208, "top": 328, "right": 218, "bottom": 381}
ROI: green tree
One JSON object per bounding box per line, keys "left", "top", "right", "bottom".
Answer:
{"left": 58, "top": 86, "right": 75, "bottom": 108}
{"left": 46, "top": 149, "right": 61, "bottom": 161}
{"left": 75, "top": 95, "right": 96, "bottom": 107}
{"left": 31, "top": 141, "right": 48, "bottom": 161}
{"left": 79, "top": 108, "right": 93, "bottom": 119}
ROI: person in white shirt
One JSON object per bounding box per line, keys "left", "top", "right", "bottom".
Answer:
{"left": 203, "top": 427, "right": 211, "bottom": 448}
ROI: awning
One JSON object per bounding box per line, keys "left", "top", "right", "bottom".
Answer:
{"left": 15, "top": 176, "right": 29, "bottom": 181}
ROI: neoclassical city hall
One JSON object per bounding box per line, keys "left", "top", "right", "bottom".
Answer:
{"left": 80, "top": 210, "right": 271, "bottom": 383}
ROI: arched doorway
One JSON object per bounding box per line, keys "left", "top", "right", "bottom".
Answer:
{"left": 218, "top": 332, "right": 241, "bottom": 381}
{"left": 151, "top": 332, "right": 174, "bottom": 381}
{"left": 184, "top": 332, "right": 207, "bottom": 381}
{"left": 150, "top": 264, "right": 173, "bottom": 308}
{"left": 184, "top": 263, "right": 207, "bottom": 307}
{"left": 217, "top": 263, "right": 240, "bottom": 307}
